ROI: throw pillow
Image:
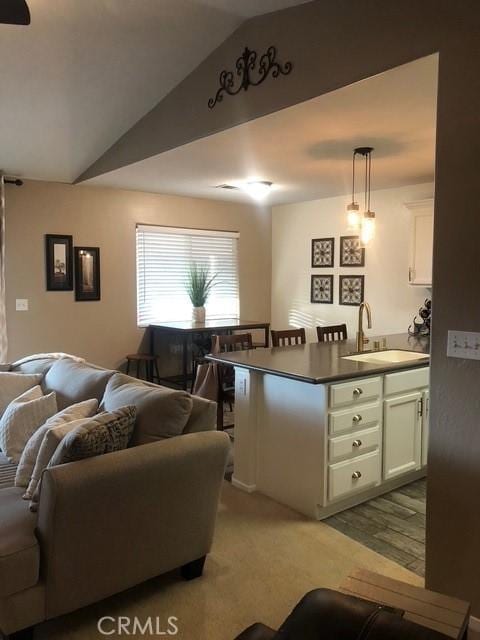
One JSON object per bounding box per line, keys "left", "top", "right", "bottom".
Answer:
{"left": 0, "top": 386, "right": 57, "bottom": 463}
{"left": 29, "top": 406, "right": 136, "bottom": 510}
{"left": 101, "top": 373, "right": 193, "bottom": 445}
{"left": 43, "top": 359, "right": 114, "bottom": 410}
{"left": 15, "top": 398, "right": 99, "bottom": 488}
{"left": 0, "top": 372, "right": 43, "bottom": 417}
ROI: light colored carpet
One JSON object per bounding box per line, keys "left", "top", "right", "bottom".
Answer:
{"left": 35, "top": 482, "right": 423, "bottom": 640}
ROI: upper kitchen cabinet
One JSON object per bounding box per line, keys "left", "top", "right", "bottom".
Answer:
{"left": 405, "top": 199, "right": 434, "bottom": 287}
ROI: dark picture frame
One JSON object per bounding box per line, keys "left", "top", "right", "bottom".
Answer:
{"left": 311, "top": 274, "right": 334, "bottom": 304}
{"left": 339, "top": 275, "right": 365, "bottom": 306}
{"left": 74, "top": 247, "right": 101, "bottom": 301}
{"left": 340, "top": 236, "right": 365, "bottom": 267}
{"left": 45, "top": 234, "right": 73, "bottom": 291}
{"left": 311, "top": 237, "right": 335, "bottom": 267}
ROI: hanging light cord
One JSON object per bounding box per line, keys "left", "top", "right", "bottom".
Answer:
{"left": 364, "top": 152, "right": 368, "bottom": 212}
{"left": 352, "top": 151, "right": 356, "bottom": 204}
{"left": 367, "top": 150, "right": 372, "bottom": 212}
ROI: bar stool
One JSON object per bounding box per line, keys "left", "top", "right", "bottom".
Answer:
{"left": 317, "top": 324, "right": 348, "bottom": 342}
{"left": 125, "top": 353, "right": 160, "bottom": 383}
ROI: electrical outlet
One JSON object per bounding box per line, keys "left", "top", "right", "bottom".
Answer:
{"left": 447, "top": 330, "right": 480, "bottom": 360}
{"left": 15, "top": 299, "right": 28, "bottom": 311}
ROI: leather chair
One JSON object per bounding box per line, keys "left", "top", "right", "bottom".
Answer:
{"left": 235, "top": 589, "right": 449, "bottom": 640}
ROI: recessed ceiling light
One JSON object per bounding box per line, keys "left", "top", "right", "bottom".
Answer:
{"left": 240, "top": 181, "right": 273, "bottom": 201}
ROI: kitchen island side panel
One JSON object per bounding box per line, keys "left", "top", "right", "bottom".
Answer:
{"left": 256, "top": 373, "right": 327, "bottom": 519}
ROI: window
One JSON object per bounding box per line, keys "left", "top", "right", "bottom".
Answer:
{"left": 136, "top": 225, "right": 240, "bottom": 325}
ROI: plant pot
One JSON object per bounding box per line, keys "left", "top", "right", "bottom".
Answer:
{"left": 192, "top": 306, "right": 206, "bottom": 323}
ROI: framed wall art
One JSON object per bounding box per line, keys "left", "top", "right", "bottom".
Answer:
{"left": 339, "top": 275, "right": 365, "bottom": 306}
{"left": 74, "top": 247, "right": 101, "bottom": 301}
{"left": 311, "top": 237, "right": 334, "bottom": 268}
{"left": 340, "top": 235, "right": 365, "bottom": 267}
{"left": 45, "top": 234, "right": 73, "bottom": 291}
{"left": 311, "top": 274, "right": 334, "bottom": 304}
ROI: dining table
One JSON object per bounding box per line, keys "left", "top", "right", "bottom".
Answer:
{"left": 149, "top": 318, "right": 270, "bottom": 390}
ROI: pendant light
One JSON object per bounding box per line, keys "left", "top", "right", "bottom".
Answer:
{"left": 346, "top": 150, "right": 360, "bottom": 230}
{"left": 346, "top": 147, "right": 376, "bottom": 244}
{"left": 359, "top": 147, "right": 376, "bottom": 245}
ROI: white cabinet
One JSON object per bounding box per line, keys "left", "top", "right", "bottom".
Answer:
{"left": 406, "top": 198, "right": 434, "bottom": 287}
{"left": 422, "top": 388, "right": 430, "bottom": 466}
{"left": 383, "top": 391, "right": 422, "bottom": 480}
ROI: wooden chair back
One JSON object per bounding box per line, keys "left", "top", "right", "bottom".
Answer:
{"left": 316, "top": 324, "right": 348, "bottom": 343}
{"left": 271, "top": 328, "right": 306, "bottom": 347}
{"left": 211, "top": 332, "right": 253, "bottom": 353}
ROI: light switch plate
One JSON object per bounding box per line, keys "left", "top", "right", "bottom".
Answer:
{"left": 447, "top": 330, "right": 480, "bottom": 360}
{"left": 15, "top": 299, "right": 29, "bottom": 311}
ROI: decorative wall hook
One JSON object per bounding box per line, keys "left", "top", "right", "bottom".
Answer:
{"left": 208, "top": 46, "right": 292, "bottom": 109}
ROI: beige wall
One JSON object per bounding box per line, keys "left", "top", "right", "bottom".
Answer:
{"left": 4, "top": 180, "right": 271, "bottom": 368}
{"left": 272, "top": 183, "right": 433, "bottom": 341}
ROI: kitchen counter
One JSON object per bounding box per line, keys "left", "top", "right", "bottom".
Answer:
{"left": 207, "top": 332, "right": 429, "bottom": 384}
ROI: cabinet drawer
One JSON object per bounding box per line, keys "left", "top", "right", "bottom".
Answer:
{"left": 329, "top": 376, "right": 381, "bottom": 408}
{"left": 384, "top": 367, "right": 429, "bottom": 396}
{"left": 328, "top": 450, "right": 381, "bottom": 501}
{"left": 329, "top": 426, "right": 380, "bottom": 462}
{"left": 329, "top": 402, "right": 381, "bottom": 435}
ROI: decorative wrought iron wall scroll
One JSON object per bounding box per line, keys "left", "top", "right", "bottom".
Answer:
{"left": 208, "top": 46, "right": 292, "bottom": 109}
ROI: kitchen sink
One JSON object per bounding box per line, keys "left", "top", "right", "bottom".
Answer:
{"left": 342, "top": 349, "right": 429, "bottom": 364}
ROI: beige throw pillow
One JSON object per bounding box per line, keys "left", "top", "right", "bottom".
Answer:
{"left": 0, "top": 372, "right": 43, "bottom": 417}
{"left": 0, "top": 386, "right": 57, "bottom": 463}
{"left": 15, "top": 398, "right": 99, "bottom": 488}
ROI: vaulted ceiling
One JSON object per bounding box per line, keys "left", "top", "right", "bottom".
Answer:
{"left": 0, "top": 0, "right": 308, "bottom": 183}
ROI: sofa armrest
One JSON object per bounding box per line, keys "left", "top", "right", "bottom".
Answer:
{"left": 36, "top": 431, "right": 229, "bottom": 619}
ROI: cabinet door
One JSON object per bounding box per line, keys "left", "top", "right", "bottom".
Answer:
{"left": 384, "top": 391, "right": 422, "bottom": 480}
{"left": 407, "top": 200, "right": 434, "bottom": 286}
{"left": 422, "top": 389, "right": 430, "bottom": 466}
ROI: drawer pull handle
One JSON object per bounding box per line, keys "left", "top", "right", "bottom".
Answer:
{"left": 352, "top": 439, "right": 362, "bottom": 448}
{"left": 352, "top": 414, "right": 362, "bottom": 423}
{"left": 353, "top": 387, "right": 363, "bottom": 397}
{"left": 352, "top": 471, "right": 362, "bottom": 480}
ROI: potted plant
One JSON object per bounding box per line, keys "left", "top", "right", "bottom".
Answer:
{"left": 186, "top": 263, "right": 217, "bottom": 323}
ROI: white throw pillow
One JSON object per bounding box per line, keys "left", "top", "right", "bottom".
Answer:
{"left": 15, "top": 398, "right": 99, "bottom": 488}
{"left": 23, "top": 416, "right": 92, "bottom": 500}
{"left": 0, "top": 372, "right": 43, "bottom": 417}
{"left": 0, "top": 386, "right": 57, "bottom": 463}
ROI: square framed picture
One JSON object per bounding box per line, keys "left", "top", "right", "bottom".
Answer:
{"left": 340, "top": 235, "right": 365, "bottom": 267}
{"left": 339, "top": 275, "right": 365, "bottom": 306}
{"left": 45, "top": 234, "right": 73, "bottom": 291}
{"left": 74, "top": 247, "right": 101, "bottom": 301}
{"left": 311, "top": 237, "right": 334, "bottom": 267}
{"left": 311, "top": 274, "right": 334, "bottom": 304}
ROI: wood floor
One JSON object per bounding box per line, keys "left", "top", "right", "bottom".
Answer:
{"left": 325, "top": 478, "right": 427, "bottom": 577}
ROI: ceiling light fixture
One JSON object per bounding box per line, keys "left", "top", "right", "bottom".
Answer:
{"left": 241, "top": 181, "right": 273, "bottom": 201}
{"left": 346, "top": 147, "right": 376, "bottom": 244}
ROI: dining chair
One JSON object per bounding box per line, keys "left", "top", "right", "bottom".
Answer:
{"left": 316, "top": 324, "right": 348, "bottom": 342}
{"left": 211, "top": 332, "right": 253, "bottom": 430}
{"left": 271, "top": 328, "right": 306, "bottom": 347}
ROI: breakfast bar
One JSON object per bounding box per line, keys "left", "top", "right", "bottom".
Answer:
{"left": 208, "top": 333, "right": 430, "bottom": 519}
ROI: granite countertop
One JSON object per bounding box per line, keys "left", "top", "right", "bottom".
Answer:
{"left": 207, "top": 333, "right": 430, "bottom": 385}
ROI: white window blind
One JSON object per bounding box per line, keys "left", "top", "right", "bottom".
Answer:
{"left": 136, "top": 225, "right": 240, "bottom": 326}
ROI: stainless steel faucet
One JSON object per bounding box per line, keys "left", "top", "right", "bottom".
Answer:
{"left": 356, "top": 301, "right": 372, "bottom": 352}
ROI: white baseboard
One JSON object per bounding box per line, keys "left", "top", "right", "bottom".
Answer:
{"left": 232, "top": 477, "right": 256, "bottom": 493}
{"left": 469, "top": 615, "right": 480, "bottom": 633}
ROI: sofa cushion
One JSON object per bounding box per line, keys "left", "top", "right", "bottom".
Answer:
{"left": 0, "top": 487, "right": 39, "bottom": 597}
{"left": 0, "top": 372, "right": 43, "bottom": 417}
{"left": 101, "top": 373, "right": 193, "bottom": 444}
{"left": 11, "top": 353, "right": 85, "bottom": 377}
{"left": 0, "top": 387, "right": 58, "bottom": 463}
{"left": 15, "top": 399, "right": 99, "bottom": 489}
{"left": 0, "top": 452, "right": 17, "bottom": 490}
{"left": 44, "top": 359, "right": 114, "bottom": 410}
